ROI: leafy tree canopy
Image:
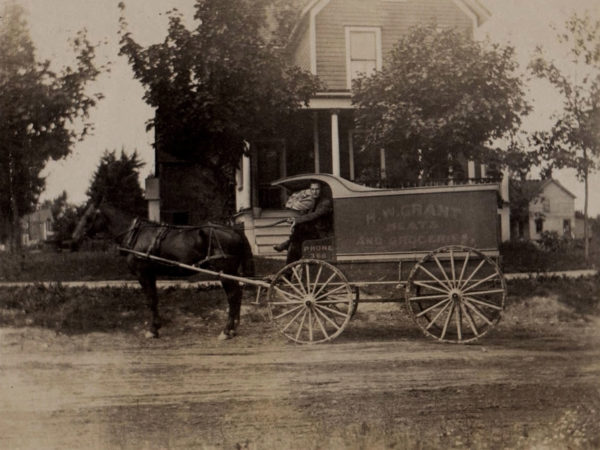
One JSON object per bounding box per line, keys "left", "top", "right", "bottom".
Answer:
{"left": 0, "top": 3, "right": 102, "bottom": 250}
{"left": 352, "top": 25, "right": 531, "bottom": 184}
{"left": 87, "top": 150, "right": 146, "bottom": 216}
{"left": 118, "top": 0, "right": 320, "bottom": 185}
{"left": 529, "top": 12, "right": 600, "bottom": 180}
{"left": 266, "top": 0, "right": 308, "bottom": 47}
{"left": 529, "top": 11, "right": 600, "bottom": 263}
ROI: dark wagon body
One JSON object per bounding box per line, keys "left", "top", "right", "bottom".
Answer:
{"left": 265, "top": 174, "right": 507, "bottom": 344}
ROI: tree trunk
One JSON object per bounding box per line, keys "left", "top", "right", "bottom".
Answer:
{"left": 8, "top": 149, "right": 22, "bottom": 253}
{"left": 583, "top": 167, "right": 590, "bottom": 266}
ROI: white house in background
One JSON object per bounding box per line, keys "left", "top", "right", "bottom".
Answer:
{"left": 21, "top": 207, "right": 55, "bottom": 247}
{"left": 510, "top": 179, "right": 576, "bottom": 241}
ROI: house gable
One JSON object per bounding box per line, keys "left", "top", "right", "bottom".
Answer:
{"left": 289, "top": 0, "right": 489, "bottom": 90}
{"left": 529, "top": 180, "right": 575, "bottom": 216}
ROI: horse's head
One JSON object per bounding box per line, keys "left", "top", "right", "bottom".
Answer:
{"left": 70, "top": 201, "right": 107, "bottom": 250}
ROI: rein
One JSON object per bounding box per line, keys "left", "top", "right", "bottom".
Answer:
{"left": 241, "top": 218, "right": 289, "bottom": 230}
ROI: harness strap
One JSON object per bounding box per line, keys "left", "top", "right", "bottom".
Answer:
{"left": 208, "top": 227, "right": 226, "bottom": 258}
{"left": 194, "top": 226, "right": 233, "bottom": 267}
{"left": 123, "top": 218, "right": 142, "bottom": 249}
{"left": 146, "top": 226, "right": 170, "bottom": 256}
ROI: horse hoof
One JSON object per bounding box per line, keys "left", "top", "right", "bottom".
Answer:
{"left": 145, "top": 330, "right": 159, "bottom": 339}
{"left": 218, "top": 331, "right": 232, "bottom": 341}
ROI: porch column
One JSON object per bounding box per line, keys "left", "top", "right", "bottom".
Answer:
{"left": 500, "top": 168, "right": 509, "bottom": 202}
{"left": 235, "top": 153, "right": 251, "bottom": 211}
{"left": 330, "top": 110, "right": 340, "bottom": 177}
{"left": 145, "top": 176, "right": 160, "bottom": 222}
{"left": 348, "top": 131, "right": 355, "bottom": 179}
{"left": 467, "top": 160, "right": 475, "bottom": 180}
{"left": 242, "top": 153, "right": 251, "bottom": 208}
{"left": 379, "top": 148, "right": 387, "bottom": 183}
{"left": 313, "top": 112, "right": 320, "bottom": 173}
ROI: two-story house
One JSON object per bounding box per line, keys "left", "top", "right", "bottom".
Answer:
{"left": 148, "top": 0, "right": 501, "bottom": 255}
{"left": 232, "top": 0, "right": 502, "bottom": 254}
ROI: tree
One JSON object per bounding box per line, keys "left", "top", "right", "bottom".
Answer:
{"left": 87, "top": 150, "right": 146, "bottom": 216}
{"left": 40, "top": 191, "right": 83, "bottom": 245}
{"left": 352, "top": 25, "right": 531, "bottom": 185}
{"left": 0, "top": 3, "right": 102, "bottom": 251}
{"left": 118, "top": 0, "right": 320, "bottom": 218}
{"left": 266, "top": 0, "right": 305, "bottom": 47}
{"left": 529, "top": 12, "right": 600, "bottom": 264}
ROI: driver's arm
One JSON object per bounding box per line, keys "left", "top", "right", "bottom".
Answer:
{"left": 294, "top": 198, "right": 332, "bottom": 225}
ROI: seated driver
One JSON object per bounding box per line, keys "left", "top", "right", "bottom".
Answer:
{"left": 275, "top": 181, "right": 333, "bottom": 265}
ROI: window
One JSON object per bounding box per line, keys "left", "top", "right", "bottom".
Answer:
{"left": 346, "top": 27, "right": 382, "bottom": 88}
{"left": 542, "top": 198, "right": 550, "bottom": 213}
{"left": 535, "top": 218, "right": 544, "bottom": 233}
{"left": 563, "top": 219, "right": 572, "bottom": 236}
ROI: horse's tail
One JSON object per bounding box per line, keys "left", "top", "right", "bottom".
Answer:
{"left": 239, "top": 231, "right": 255, "bottom": 278}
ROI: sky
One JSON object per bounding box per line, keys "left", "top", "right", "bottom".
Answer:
{"left": 5, "top": 0, "right": 600, "bottom": 215}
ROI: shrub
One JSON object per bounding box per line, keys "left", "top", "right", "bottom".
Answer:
{"left": 0, "top": 250, "right": 133, "bottom": 282}
{"left": 538, "top": 230, "right": 571, "bottom": 252}
{"left": 500, "top": 240, "right": 588, "bottom": 273}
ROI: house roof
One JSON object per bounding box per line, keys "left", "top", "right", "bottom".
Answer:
{"left": 511, "top": 179, "right": 576, "bottom": 202}
{"left": 294, "top": 0, "right": 491, "bottom": 32}
{"left": 286, "top": 0, "right": 491, "bottom": 53}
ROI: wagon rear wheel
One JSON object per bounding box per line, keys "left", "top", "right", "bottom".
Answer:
{"left": 405, "top": 246, "right": 506, "bottom": 343}
{"left": 267, "top": 259, "right": 355, "bottom": 344}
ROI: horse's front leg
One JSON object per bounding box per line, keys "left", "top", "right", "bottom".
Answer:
{"left": 138, "top": 271, "right": 161, "bottom": 338}
{"left": 218, "top": 280, "right": 242, "bottom": 341}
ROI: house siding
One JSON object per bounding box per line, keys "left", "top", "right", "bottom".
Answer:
{"left": 315, "top": 0, "right": 473, "bottom": 90}
{"left": 528, "top": 182, "right": 575, "bottom": 240}
{"left": 21, "top": 208, "right": 54, "bottom": 246}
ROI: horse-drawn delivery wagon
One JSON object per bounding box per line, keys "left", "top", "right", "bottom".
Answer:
{"left": 73, "top": 173, "right": 506, "bottom": 345}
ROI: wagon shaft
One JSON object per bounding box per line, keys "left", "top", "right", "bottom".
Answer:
{"left": 117, "top": 247, "right": 271, "bottom": 289}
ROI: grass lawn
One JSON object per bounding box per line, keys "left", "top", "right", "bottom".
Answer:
{"left": 0, "top": 239, "right": 597, "bottom": 284}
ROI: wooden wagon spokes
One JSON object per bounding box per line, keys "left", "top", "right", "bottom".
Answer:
{"left": 405, "top": 245, "right": 506, "bottom": 343}
{"left": 267, "top": 259, "right": 355, "bottom": 344}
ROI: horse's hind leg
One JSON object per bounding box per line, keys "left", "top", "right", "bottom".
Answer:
{"left": 138, "top": 271, "right": 161, "bottom": 338}
{"left": 218, "top": 279, "right": 242, "bottom": 340}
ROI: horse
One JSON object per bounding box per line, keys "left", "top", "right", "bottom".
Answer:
{"left": 71, "top": 201, "right": 255, "bottom": 340}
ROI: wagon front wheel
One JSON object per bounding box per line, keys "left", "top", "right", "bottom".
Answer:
{"left": 267, "top": 259, "right": 355, "bottom": 344}
{"left": 405, "top": 246, "right": 506, "bottom": 343}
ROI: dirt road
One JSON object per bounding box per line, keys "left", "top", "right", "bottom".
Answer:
{"left": 1, "top": 299, "right": 600, "bottom": 449}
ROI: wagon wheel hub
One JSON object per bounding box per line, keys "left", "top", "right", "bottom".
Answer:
{"left": 304, "top": 294, "right": 316, "bottom": 307}
{"left": 449, "top": 289, "right": 463, "bottom": 302}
